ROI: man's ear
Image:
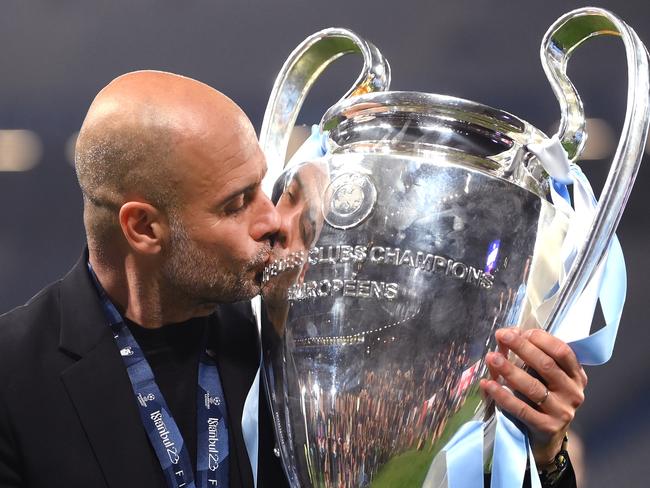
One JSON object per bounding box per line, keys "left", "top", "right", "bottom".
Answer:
{"left": 118, "top": 201, "right": 167, "bottom": 255}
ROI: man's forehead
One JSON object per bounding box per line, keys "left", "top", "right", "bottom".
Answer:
{"left": 293, "top": 162, "right": 328, "bottom": 192}
{"left": 175, "top": 139, "right": 266, "bottom": 202}
{"left": 218, "top": 148, "right": 267, "bottom": 187}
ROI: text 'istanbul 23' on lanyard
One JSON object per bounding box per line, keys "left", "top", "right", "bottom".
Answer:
{"left": 90, "top": 265, "right": 230, "bottom": 488}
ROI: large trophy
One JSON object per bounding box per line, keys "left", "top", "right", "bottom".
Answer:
{"left": 259, "top": 8, "right": 649, "bottom": 487}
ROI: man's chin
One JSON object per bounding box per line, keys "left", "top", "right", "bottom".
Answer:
{"left": 197, "top": 267, "right": 266, "bottom": 304}
{"left": 227, "top": 276, "right": 263, "bottom": 302}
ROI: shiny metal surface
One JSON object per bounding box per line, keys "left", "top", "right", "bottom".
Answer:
{"left": 539, "top": 8, "right": 650, "bottom": 334}
{"left": 320, "top": 91, "right": 551, "bottom": 199}
{"left": 260, "top": 28, "right": 391, "bottom": 196}
{"left": 262, "top": 153, "right": 561, "bottom": 487}
{"left": 259, "top": 8, "right": 649, "bottom": 488}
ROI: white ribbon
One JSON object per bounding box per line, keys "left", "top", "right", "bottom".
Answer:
{"left": 242, "top": 295, "right": 263, "bottom": 488}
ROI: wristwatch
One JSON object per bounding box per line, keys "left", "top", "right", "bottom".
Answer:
{"left": 538, "top": 435, "right": 570, "bottom": 487}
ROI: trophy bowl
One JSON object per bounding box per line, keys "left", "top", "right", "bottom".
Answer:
{"left": 259, "top": 8, "right": 649, "bottom": 488}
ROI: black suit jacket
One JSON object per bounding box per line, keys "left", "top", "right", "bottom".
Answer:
{"left": 0, "top": 255, "right": 288, "bottom": 488}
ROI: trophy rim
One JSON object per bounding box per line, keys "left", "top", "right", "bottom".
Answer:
{"left": 320, "top": 90, "right": 551, "bottom": 199}
{"left": 321, "top": 90, "right": 547, "bottom": 141}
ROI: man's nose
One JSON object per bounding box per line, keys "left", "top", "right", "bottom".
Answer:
{"left": 251, "top": 191, "right": 281, "bottom": 242}
{"left": 274, "top": 206, "right": 295, "bottom": 249}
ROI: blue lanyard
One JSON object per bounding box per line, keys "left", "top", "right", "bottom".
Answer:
{"left": 89, "top": 266, "right": 230, "bottom": 488}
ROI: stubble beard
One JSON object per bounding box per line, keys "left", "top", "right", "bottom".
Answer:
{"left": 161, "top": 216, "right": 269, "bottom": 305}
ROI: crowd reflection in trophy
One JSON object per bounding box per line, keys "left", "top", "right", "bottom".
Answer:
{"left": 302, "top": 345, "right": 472, "bottom": 487}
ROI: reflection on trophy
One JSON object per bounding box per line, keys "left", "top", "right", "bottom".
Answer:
{"left": 260, "top": 8, "right": 649, "bottom": 487}
{"left": 263, "top": 160, "right": 330, "bottom": 337}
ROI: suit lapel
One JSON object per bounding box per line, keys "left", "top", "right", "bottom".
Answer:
{"left": 58, "top": 254, "right": 164, "bottom": 487}
{"left": 61, "top": 333, "right": 165, "bottom": 487}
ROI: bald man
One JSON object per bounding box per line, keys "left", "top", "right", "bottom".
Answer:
{"left": 0, "top": 71, "right": 288, "bottom": 488}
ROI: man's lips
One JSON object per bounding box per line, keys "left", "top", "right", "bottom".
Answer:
{"left": 252, "top": 251, "right": 273, "bottom": 284}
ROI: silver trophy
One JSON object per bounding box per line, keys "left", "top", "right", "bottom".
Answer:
{"left": 259, "top": 8, "right": 649, "bottom": 487}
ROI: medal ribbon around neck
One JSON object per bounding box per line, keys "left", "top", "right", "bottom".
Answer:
{"left": 89, "top": 265, "right": 230, "bottom": 488}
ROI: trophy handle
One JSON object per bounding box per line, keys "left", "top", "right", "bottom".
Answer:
{"left": 540, "top": 7, "right": 650, "bottom": 331}
{"left": 260, "top": 28, "right": 391, "bottom": 195}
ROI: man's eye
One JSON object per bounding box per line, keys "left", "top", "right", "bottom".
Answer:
{"left": 285, "top": 180, "right": 301, "bottom": 204}
{"left": 224, "top": 194, "right": 246, "bottom": 215}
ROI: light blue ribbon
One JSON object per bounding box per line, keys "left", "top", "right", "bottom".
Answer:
{"left": 553, "top": 169, "right": 627, "bottom": 366}
{"left": 526, "top": 427, "right": 542, "bottom": 488}
{"left": 241, "top": 366, "right": 261, "bottom": 488}
{"left": 488, "top": 411, "right": 543, "bottom": 488}
{"left": 567, "top": 233, "right": 625, "bottom": 365}
{"left": 491, "top": 411, "right": 528, "bottom": 488}
{"left": 443, "top": 421, "right": 484, "bottom": 488}
{"left": 445, "top": 410, "right": 538, "bottom": 488}
{"left": 445, "top": 409, "right": 546, "bottom": 488}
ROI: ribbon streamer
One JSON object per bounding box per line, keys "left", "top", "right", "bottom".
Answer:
{"left": 444, "top": 421, "right": 485, "bottom": 488}
{"left": 532, "top": 137, "right": 626, "bottom": 365}
{"left": 242, "top": 296, "right": 264, "bottom": 488}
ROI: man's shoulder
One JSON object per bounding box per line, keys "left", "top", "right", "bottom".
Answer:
{"left": 0, "top": 278, "right": 62, "bottom": 333}
{"left": 0, "top": 280, "right": 64, "bottom": 378}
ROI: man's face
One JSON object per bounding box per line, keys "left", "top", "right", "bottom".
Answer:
{"left": 161, "top": 118, "right": 280, "bottom": 305}
{"left": 261, "top": 161, "right": 328, "bottom": 304}
{"left": 274, "top": 161, "right": 328, "bottom": 255}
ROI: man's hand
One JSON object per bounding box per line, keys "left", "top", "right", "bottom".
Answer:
{"left": 479, "top": 328, "right": 588, "bottom": 466}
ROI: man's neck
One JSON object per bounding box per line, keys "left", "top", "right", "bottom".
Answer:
{"left": 89, "top": 252, "right": 214, "bottom": 329}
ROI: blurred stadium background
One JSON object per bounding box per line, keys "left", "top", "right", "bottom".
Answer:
{"left": 0, "top": 1, "right": 648, "bottom": 485}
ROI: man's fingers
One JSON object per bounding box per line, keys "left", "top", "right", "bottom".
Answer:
{"left": 495, "top": 328, "right": 568, "bottom": 389}
{"left": 492, "top": 328, "right": 586, "bottom": 410}
{"left": 479, "top": 379, "right": 549, "bottom": 429}
{"left": 524, "top": 329, "right": 587, "bottom": 387}
{"left": 486, "top": 352, "right": 550, "bottom": 407}
{"left": 487, "top": 361, "right": 500, "bottom": 381}
{"left": 479, "top": 378, "right": 573, "bottom": 460}
{"left": 497, "top": 328, "right": 518, "bottom": 357}
{"left": 487, "top": 328, "right": 587, "bottom": 465}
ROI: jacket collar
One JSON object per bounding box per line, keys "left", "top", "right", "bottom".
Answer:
{"left": 58, "top": 250, "right": 113, "bottom": 358}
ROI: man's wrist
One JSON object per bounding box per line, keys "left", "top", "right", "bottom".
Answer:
{"left": 537, "top": 435, "right": 570, "bottom": 487}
